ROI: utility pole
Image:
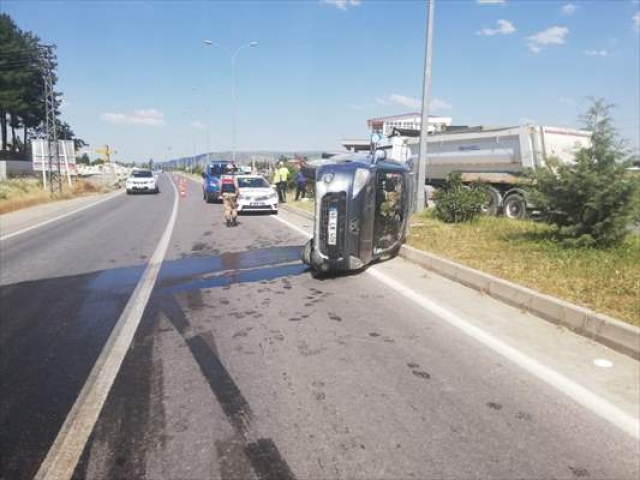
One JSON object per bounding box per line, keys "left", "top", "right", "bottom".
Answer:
{"left": 416, "top": 0, "right": 435, "bottom": 213}
{"left": 40, "top": 44, "right": 62, "bottom": 195}
{"left": 203, "top": 40, "right": 258, "bottom": 164}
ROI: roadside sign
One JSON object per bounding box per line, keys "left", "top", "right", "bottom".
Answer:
{"left": 31, "top": 139, "right": 77, "bottom": 174}
{"left": 371, "top": 133, "right": 383, "bottom": 144}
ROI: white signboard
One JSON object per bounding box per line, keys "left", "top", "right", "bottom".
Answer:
{"left": 31, "top": 139, "right": 77, "bottom": 174}
{"left": 31, "top": 139, "right": 77, "bottom": 188}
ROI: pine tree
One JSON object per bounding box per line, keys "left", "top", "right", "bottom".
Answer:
{"left": 532, "top": 98, "right": 639, "bottom": 247}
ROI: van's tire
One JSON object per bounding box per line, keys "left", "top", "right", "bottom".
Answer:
{"left": 424, "top": 185, "right": 437, "bottom": 208}
{"left": 302, "top": 239, "right": 313, "bottom": 265}
{"left": 483, "top": 187, "right": 502, "bottom": 216}
{"left": 503, "top": 194, "right": 527, "bottom": 219}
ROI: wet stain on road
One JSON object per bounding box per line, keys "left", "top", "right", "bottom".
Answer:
{"left": 412, "top": 370, "right": 431, "bottom": 380}
{"left": 569, "top": 466, "right": 590, "bottom": 477}
{"left": 159, "top": 245, "right": 304, "bottom": 288}
{"left": 191, "top": 241, "right": 208, "bottom": 252}
{"left": 486, "top": 402, "right": 503, "bottom": 411}
{"left": 515, "top": 411, "right": 533, "bottom": 421}
{"left": 0, "top": 266, "right": 145, "bottom": 480}
{"left": 162, "top": 262, "right": 307, "bottom": 296}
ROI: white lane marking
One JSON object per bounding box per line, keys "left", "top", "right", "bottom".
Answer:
{"left": 271, "top": 212, "right": 312, "bottom": 238}
{"left": 594, "top": 359, "right": 614, "bottom": 368}
{"left": 34, "top": 177, "right": 180, "bottom": 480}
{"left": 272, "top": 213, "right": 640, "bottom": 440}
{"left": 0, "top": 190, "right": 124, "bottom": 242}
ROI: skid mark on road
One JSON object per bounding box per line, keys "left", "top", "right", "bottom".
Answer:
{"left": 159, "top": 294, "right": 296, "bottom": 480}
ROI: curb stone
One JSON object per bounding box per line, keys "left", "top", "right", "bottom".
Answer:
{"left": 281, "top": 203, "right": 640, "bottom": 360}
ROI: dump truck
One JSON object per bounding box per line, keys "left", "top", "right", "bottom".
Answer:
{"left": 394, "top": 125, "right": 592, "bottom": 218}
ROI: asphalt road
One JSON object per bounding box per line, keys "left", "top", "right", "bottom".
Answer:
{"left": 1, "top": 173, "right": 638, "bottom": 480}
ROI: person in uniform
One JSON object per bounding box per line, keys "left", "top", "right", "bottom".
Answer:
{"left": 221, "top": 164, "right": 239, "bottom": 227}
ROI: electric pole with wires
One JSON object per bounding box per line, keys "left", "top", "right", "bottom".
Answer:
{"left": 39, "top": 43, "right": 62, "bottom": 195}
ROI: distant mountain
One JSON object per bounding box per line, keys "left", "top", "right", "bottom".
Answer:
{"left": 163, "top": 150, "right": 325, "bottom": 166}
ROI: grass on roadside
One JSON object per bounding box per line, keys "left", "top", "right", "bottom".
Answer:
{"left": 288, "top": 198, "right": 314, "bottom": 213}
{"left": 0, "top": 177, "right": 108, "bottom": 215}
{"left": 408, "top": 210, "right": 639, "bottom": 326}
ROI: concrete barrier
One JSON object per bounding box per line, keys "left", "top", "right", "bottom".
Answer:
{"left": 0, "top": 160, "right": 34, "bottom": 179}
{"left": 399, "top": 244, "right": 640, "bottom": 360}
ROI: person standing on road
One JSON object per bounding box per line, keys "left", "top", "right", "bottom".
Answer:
{"left": 221, "top": 164, "right": 239, "bottom": 227}
{"left": 272, "top": 165, "right": 283, "bottom": 203}
{"left": 275, "top": 161, "right": 289, "bottom": 203}
{"left": 295, "top": 170, "right": 307, "bottom": 201}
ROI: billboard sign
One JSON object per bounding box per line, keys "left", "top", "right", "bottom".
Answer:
{"left": 31, "top": 139, "right": 77, "bottom": 174}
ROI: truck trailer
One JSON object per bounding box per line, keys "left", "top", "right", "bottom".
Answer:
{"left": 392, "top": 125, "right": 591, "bottom": 218}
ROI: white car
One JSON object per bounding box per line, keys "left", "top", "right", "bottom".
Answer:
{"left": 236, "top": 175, "right": 278, "bottom": 213}
{"left": 126, "top": 169, "right": 159, "bottom": 194}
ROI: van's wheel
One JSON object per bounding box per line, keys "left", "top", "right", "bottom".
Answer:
{"left": 424, "top": 185, "right": 437, "bottom": 208}
{"left": 483, "top": 187, "right": 502, "bottom": 216}
{"left": 503, "top": 194, "right": 527, "bottom": 219}
{"left": 302, "top": 239, "right": 313, "bottom": 265}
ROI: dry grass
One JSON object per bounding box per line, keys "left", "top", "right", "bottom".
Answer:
{"left": 0, "top": 178, "right": 108, "bottom": 215}
{"left": 289, "top": 199, "right": 314, "bottom": 212}
{"left": 408, "top": 211, "right": 640, "bottom": 326}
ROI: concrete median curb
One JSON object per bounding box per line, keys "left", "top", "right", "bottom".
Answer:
{"left": 281, "top": 203, "right": 639, "bottom": 360}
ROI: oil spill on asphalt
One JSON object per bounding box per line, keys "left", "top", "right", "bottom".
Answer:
{"left": 569, "top": 466, "right": 590, "bottom": 477}
{"left": 158, "top": 245, "right": 304, "bottom": 288}
{"left": 412, "top": 370, "right": 431, "bottom": 380}
{"left": 161, "top": 263, "right": 308, "bottom": 296}
{"left": 191, "top": 241, "right": 208, "bottom": 252}
{"left": 0, "top": 266, "right": 145, "bottom": 480}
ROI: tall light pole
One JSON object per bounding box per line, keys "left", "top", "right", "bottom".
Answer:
{"left": 203, "top": 40, "right": 258, "bottom": 163}
{"left": 416, "top": 0, "right": 435, "bottom": 213}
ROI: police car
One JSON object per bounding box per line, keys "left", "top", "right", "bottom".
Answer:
{"left": 235, "top": 175, "right": 278, "bottom": 213}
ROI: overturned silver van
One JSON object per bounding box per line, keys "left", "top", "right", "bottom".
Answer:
{"left": 302, "top": 153, "right": 412, "bottom": 273}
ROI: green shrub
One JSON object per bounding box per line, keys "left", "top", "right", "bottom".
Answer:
{"left": 530, "top": 99, "right": 639, "bottom": 248}
{"left": 434, "top": 173, "right": 486, "bottom": 223}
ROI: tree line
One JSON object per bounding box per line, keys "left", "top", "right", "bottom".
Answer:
{"left": 0, "top": 13, "right": 84, "bottom": 160}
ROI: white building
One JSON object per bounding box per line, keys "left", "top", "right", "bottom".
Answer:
{"left": 341, "top": 113, "right": 453, "bottom": 155}
{"left": 367, "top": 113, "right": 452, "bottom": 136}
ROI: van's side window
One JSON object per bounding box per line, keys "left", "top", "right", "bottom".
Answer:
{"left": 374, "top": 171, "right": 406, "bottom": 253}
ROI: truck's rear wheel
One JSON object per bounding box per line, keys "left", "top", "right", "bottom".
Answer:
{"left": 483, "top": 187, "right": 502, "bottom": 216}
{"left": 503, "top": 194, "right": 527, "bottom": 219}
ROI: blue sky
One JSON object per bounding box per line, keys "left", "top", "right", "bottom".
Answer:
{"left": 2, "top": 0, "right": 639, "bottom": 162}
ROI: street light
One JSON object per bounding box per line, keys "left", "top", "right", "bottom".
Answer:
{"left": 203, "top": 40, "right": 259, "bottom": 163}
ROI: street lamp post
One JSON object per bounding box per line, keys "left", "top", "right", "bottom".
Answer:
{"left": 203, "top": 40, "right": 258, "bottom": 164}
{"left": 416, "top": 0, "right": 435, "bottom": 213}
